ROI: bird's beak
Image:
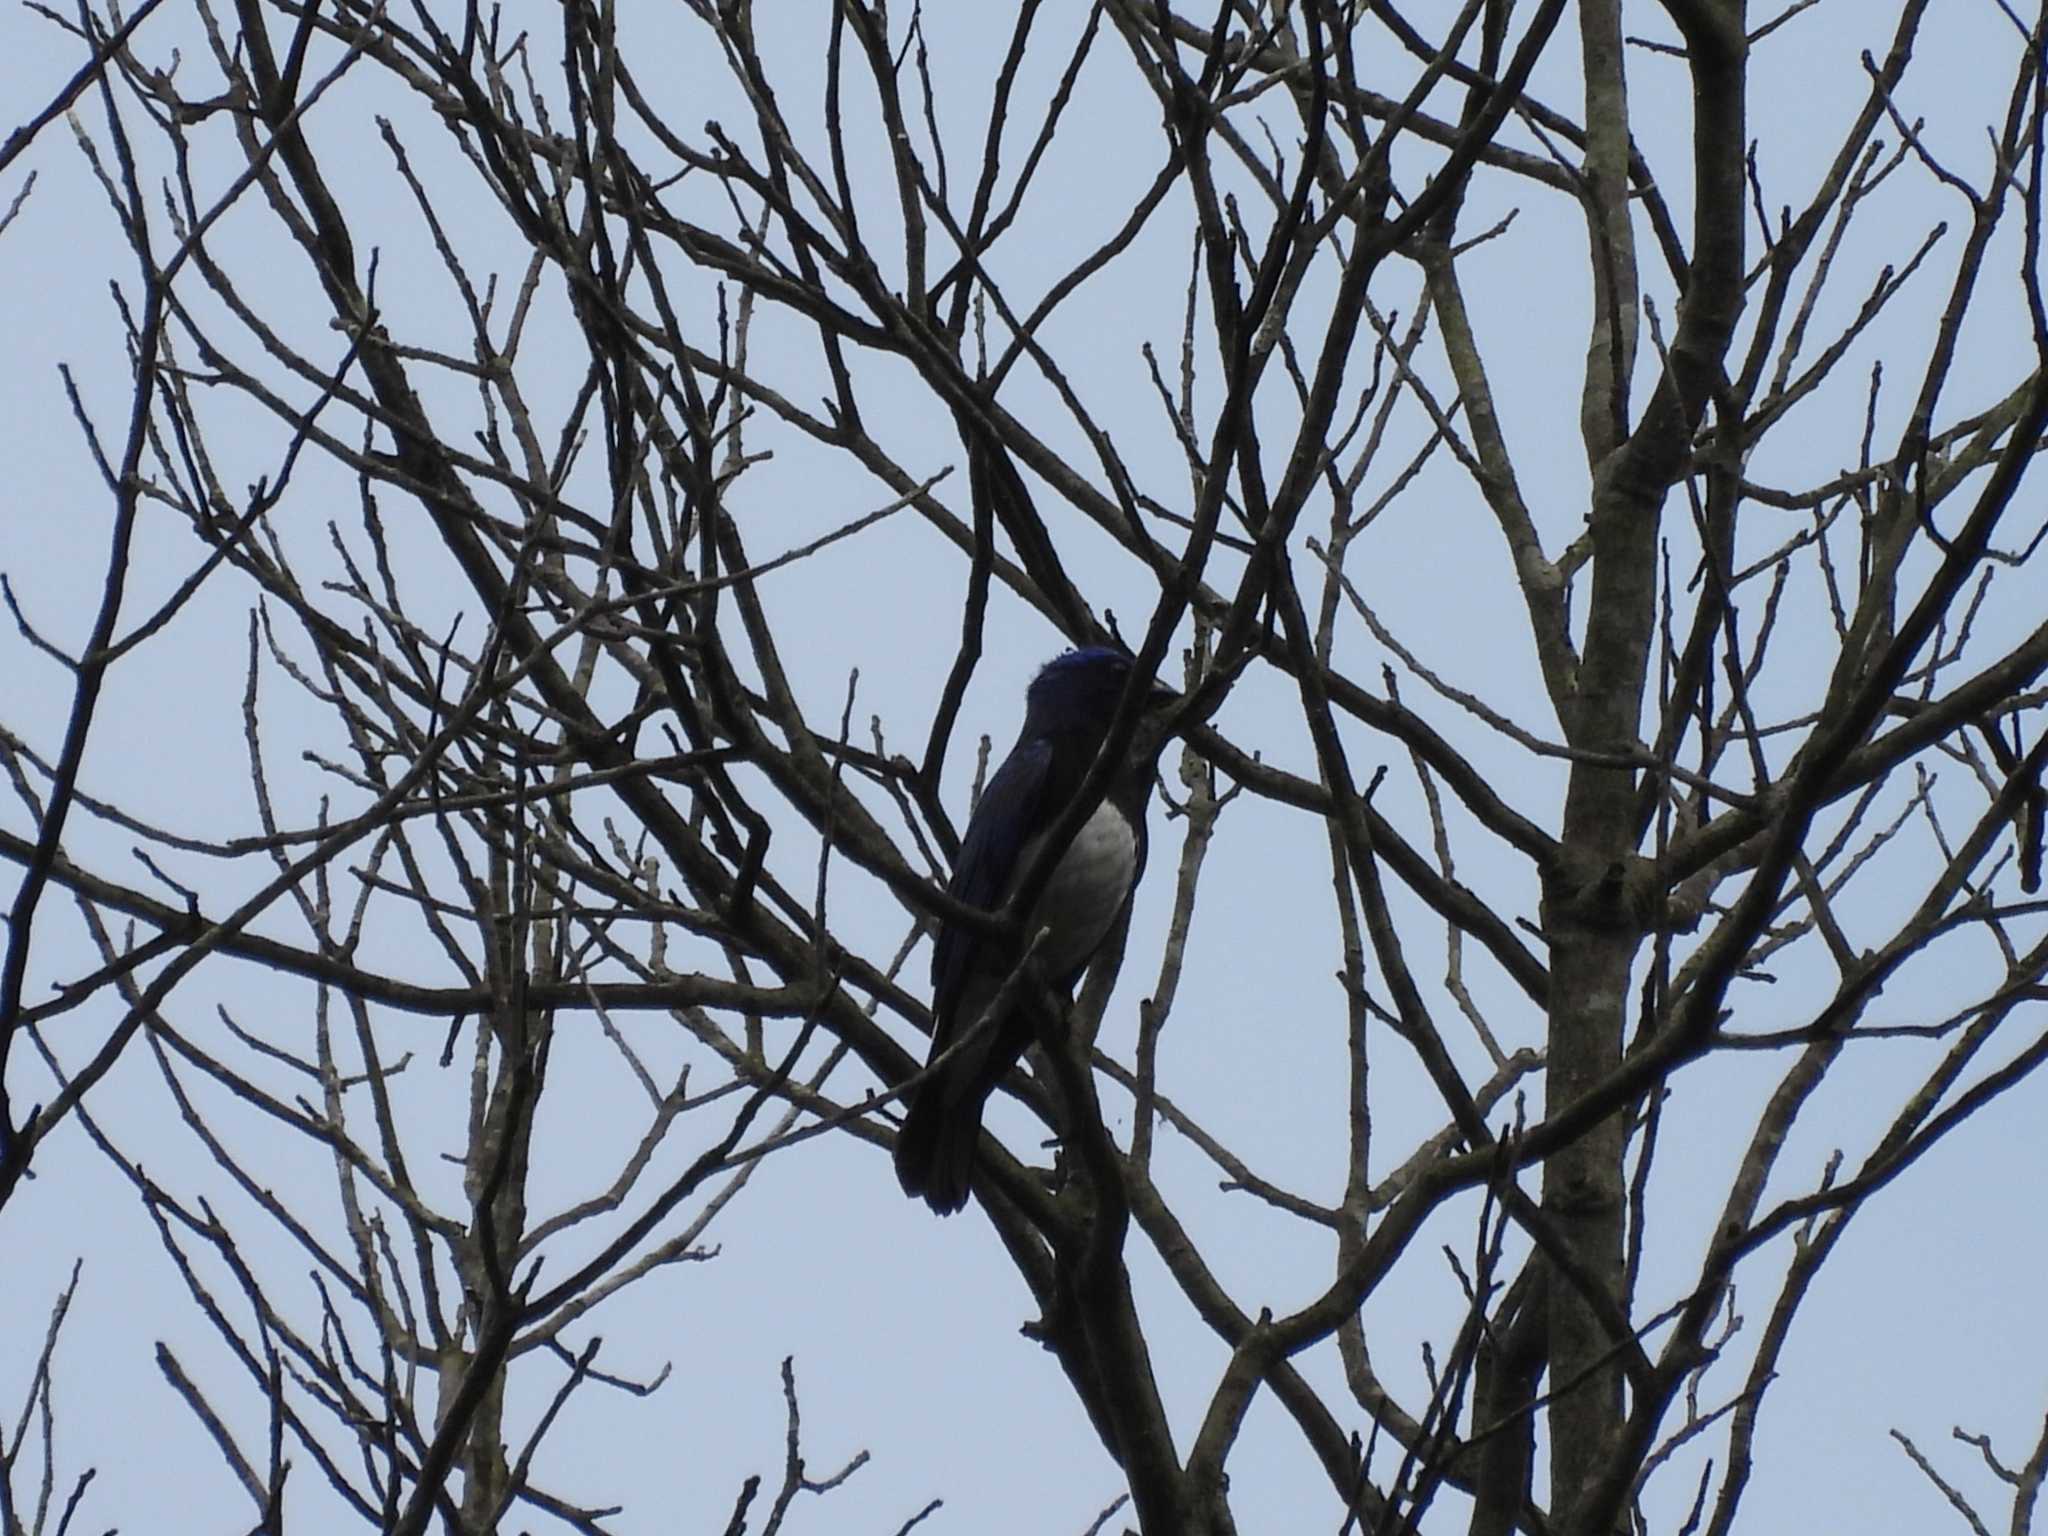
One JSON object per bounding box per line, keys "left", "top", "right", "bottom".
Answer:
{"left": 1144, "top": 677, "right": 1182, "bottom": 736}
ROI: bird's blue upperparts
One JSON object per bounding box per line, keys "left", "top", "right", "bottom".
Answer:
{"left": 893, "top": 647, "right": 1177, "bottom": 1214}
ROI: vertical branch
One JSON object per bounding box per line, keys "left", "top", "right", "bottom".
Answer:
{"left": 1577, "top": 0, "right": 1640, "bottom": 463}
{"left": 0, "top": 27, "right": 165, "bottom": 1182}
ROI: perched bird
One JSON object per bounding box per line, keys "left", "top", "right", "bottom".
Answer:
{"left": 894, "top": 647, "right": 1177, "bottom": 1215}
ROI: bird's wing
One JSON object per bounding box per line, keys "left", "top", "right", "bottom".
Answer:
{"left": 930, "top": 734, "right": 1055, "bottom": 1047}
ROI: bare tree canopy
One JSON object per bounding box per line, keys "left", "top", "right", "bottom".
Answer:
{"left": 2, "top": 1, "right": 2046, "bottom": 1533}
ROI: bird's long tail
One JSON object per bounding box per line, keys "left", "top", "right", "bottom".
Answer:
{"left": 893, "top": 1084, "right": 979, "bottom": 1216}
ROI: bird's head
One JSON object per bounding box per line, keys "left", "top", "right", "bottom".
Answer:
{"left": 1024, "top": 646, "right": 1179, "bottom": 741}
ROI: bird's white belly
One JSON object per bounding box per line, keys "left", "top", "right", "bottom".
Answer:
{"left": 1010, "top": 801, "right": 1139, "bottom": 980}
